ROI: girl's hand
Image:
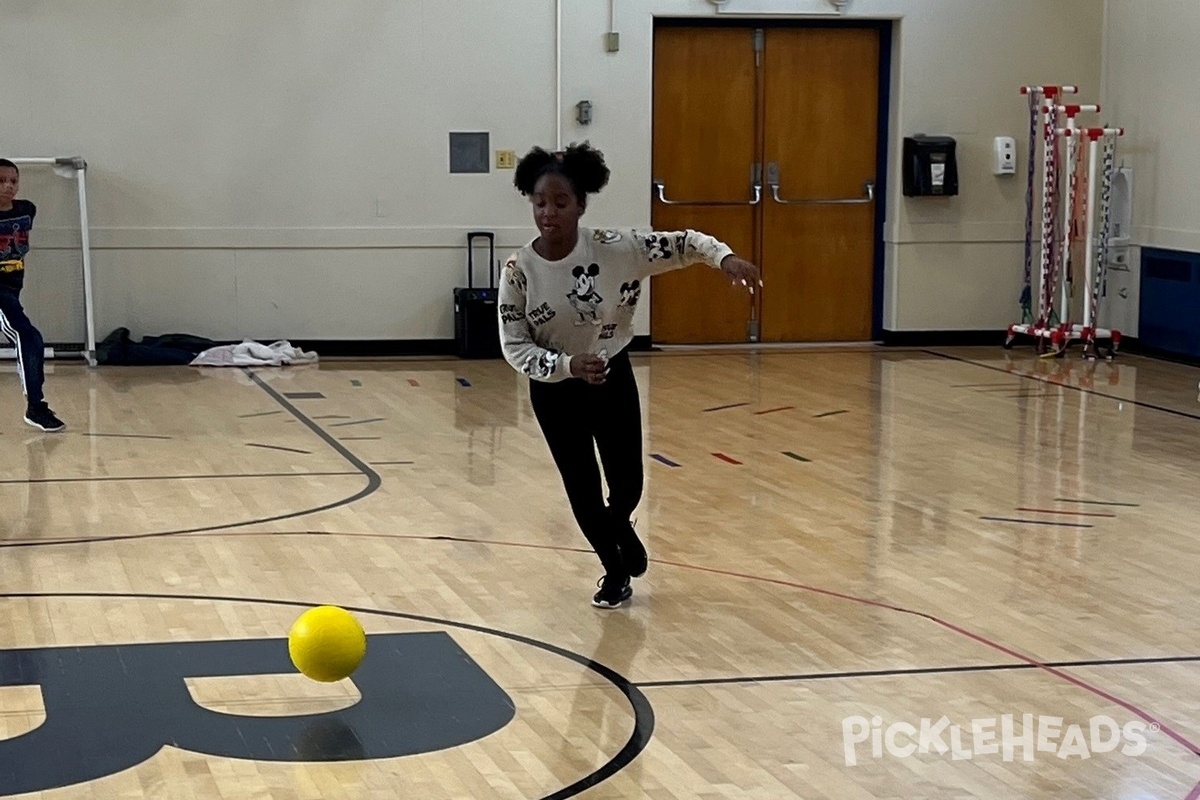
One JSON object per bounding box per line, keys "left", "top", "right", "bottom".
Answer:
{"left": 720, "top": 255, "right": 762, "bottom": 293}
{"left": 570, "top": 354, "right": 609, "bottom": 385}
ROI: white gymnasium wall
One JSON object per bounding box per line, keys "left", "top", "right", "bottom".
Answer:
{"left": 1101, "top": 0, "right": 1200, "bottom": 339}
{"left": 6, "top": 0, "right": 1101, "bottom": 344}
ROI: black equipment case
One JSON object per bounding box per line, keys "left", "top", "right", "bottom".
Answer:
{"left": 453, "top": 231, "right": 502, "bottom": 359}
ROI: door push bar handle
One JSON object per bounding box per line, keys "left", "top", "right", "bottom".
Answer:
{"left": 652, "top": 180, "right": 762, "bottom": 206}
{"left": 652, "top": 165, "right": 763, "bottom": 206}
{"left": 766, "top": 162, "right": 875, "bottom": 205}
{"left": 769, "top": 180, "right": 875, "bottom": 205}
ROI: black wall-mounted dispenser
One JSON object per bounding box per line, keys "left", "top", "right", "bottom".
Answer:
{"left": 903, "top": 135, "right": 958, "bottom": 197}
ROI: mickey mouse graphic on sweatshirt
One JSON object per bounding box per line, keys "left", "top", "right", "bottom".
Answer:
{"left": 498, "top": 227, "right": 733, "bottom": 382}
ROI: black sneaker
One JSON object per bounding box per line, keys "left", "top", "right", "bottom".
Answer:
{"left": 592, "top": 575, "right": 632, "bottom": 609}
{"left": 24, "top": 403, "right": 65, "bottom": 433}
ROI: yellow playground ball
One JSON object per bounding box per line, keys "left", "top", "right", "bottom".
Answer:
{"left": 288, "top": 605, "right": 367, "bottom": 682}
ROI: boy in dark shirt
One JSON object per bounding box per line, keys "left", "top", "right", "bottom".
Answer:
{"left": 0, "top": 159, "right": 65, "bottom": 432}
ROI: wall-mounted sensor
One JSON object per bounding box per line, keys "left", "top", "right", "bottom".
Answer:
{"left": 994, "top": 136, "right": 1017, "bottom": 176}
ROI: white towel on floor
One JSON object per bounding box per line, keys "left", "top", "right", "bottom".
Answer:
{"left": 190, "top": 340, "right": 319, "bottom": 367}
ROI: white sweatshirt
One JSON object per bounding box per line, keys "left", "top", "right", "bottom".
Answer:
{"left": 498, "top": 226, "right": 733, "bottom": 382}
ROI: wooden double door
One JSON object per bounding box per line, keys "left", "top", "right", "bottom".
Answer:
{"left": 650, "top": 25, "right": 883, "bottom": 344}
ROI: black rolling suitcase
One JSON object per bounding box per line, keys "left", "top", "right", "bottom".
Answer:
{"left": 454, "top": 231, "right": 502, "bottom": 359}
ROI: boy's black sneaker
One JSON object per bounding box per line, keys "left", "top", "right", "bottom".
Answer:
{"left": 592, "top": 575, "right": 632, "bottom": 609}
{"left": 25, "top": 403, "right": 65, "bottom": 433}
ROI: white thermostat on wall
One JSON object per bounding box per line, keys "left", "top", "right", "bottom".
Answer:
{"left": 994, "top": 136, "right": 1017, "bottom": 176}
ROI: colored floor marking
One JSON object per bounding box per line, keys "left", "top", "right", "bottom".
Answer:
{"left": 754, "top": 406, "right": 795, "bottom": 416}
{"left": 246, "top": 443, "right": 312, "bottom": 455}
{"left": 312, "top": 414, "right": 351, "bottom": 420}
{"left": 712, "top": 453, "right": 742, "bottom": 465}
{"left": 340, "top": 436, "right": 381, "bottom": 442}
{"left": 282, "top": 392, "right": 325, "bottom": 400}
{"left": 638, "top": 653, "right": 1200, "bottom": 689}
{"left": 951, "top": 383, "right": 1019, "bottom": 388}
{"left": 1055, "top": 498, "right": 1141, "bottom": 508}
{"left": 82, "top": 433, "right": 172, "bottom": 441}
{"left": 350, "top": 379, "right": 362, "bottom": 387}
{"left": 1016, "top": 507, "right": 1117, "bottom": 519}
{"left": 782, "top": 451, "right": 811, "bottom": 463}
{"left": 457, "top": 378, "right": 471, "bottom": 387}
{"left": 408, "top": 379, "right": 421, "bottom": 387}
{"left": 702, "top": 402, "right": 750, "bottom": 413}
{"left": 650, "top": 454, "right": 680, "bottom": 468}
{"left": 980, "top": 516, "right": 1093, "bottom": 529}
{"left": 237, "top": 410, "right": 282, "bottom": 419}
{"left": 372, "top": 461, "right": 415, "bottom": 466}
{"left": 812, "top": 410, "right": 848, "bottom": 419}
{"left": 328, "top": 417, "right": 385, "bottom": 428}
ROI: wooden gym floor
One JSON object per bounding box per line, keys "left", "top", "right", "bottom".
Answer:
{"left": 2, "top": 346, "right": 1199, "bottom": 799}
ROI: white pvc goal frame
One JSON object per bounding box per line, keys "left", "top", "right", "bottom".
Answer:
{"left": 3, "top": 156, "right": 97, "bottom": 365}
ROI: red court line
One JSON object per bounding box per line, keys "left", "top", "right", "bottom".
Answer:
{"left": 408, "top": 379, "right": 420, "bottom": 387}
{"left": 754, "top": 406, "right": 795, "bottom": 416}
{"left": 1016, "top": 507, "right": 1118, "bottom": 518}
{"left": 712, "top": 453, "right": 742, "bottom": 465}
{"left": 650, "top": 557, "right": 1200, "bottom": 773}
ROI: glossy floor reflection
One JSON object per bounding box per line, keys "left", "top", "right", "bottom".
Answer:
{"left": 0, "top": 346, "right": 1198, "bottom": 799}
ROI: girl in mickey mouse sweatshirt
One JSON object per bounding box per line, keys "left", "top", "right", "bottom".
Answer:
{"left": 498, "top": 143, "right": 759, "bottom": 609}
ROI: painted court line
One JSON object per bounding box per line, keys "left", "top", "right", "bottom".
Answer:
{"left": 245, "top": 443, "right": 312, "bottom": 455}
{"left": 638, "top": 653, "right": 1200, "bottom": 689}
{"left": 237, "top": 410, "right": 282, "bottom": 419}
{"left": 457, "top": 378, "right": 471, "bottom": 387}
{"left": 712, "top": 453, "right": 742, "bottom": 465}
{"left": 980, "top": 516, "right": 1094, "bottom": 529}
{"left": 782, "top": 451, "right": 811, "bottom": 463}
{"left": 703, "top": 402, "right": 750, "bottom": 413}
{"left": 328, "top": 417, "right": 385, "bottom": 428}
{"left": 650, "top": 454, "right": 680, "bottom": 468}
{"left": 1056, "top": 498, "right": 1141, "bottom": 508}
{"left": 812, "top": 410, "right": 848, "bottom": 419}
{"left": 350, "top": 379, "right": 362, "bottom": 387}
{"left": 82, "top": 433, "right": 172, "bottom": 441}
{"left": 408, "top": 379, "right": 421, "bottom": 387}
{"left": 1016, "top": 507, "right": 1117, "bottom": 519}
{"left": 754, "top": 406, "right": 795, "bottom": 416}
{"left": 951, "top": 382, "right": 1021, "bottom": 388}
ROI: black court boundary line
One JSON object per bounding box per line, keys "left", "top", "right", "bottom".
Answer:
{"left": 328, "top": 417, "right": 385, "bottom": 428}
{"left": 1057, "top": 498, "right": 1141, "bottom": 508}
{"left": 980, "top": 516, "right": 1094, "bottom": 529}
{"left": 0, "top": 471, "right": 359, "bottom": 486}
{"left": 637, "top": 654, "right": 1200, "bottom": 689}
{"left": 0, "top": 590, "right": 654, "bottom": 800}
{"left": 246, "top": 443, "right": 312, "bottom": 455}
{"left": 0, "top": 369, "right": 382, "bottom": 550}
{"left": 925, "top": 349, "right": 1200, "bottom": 422}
